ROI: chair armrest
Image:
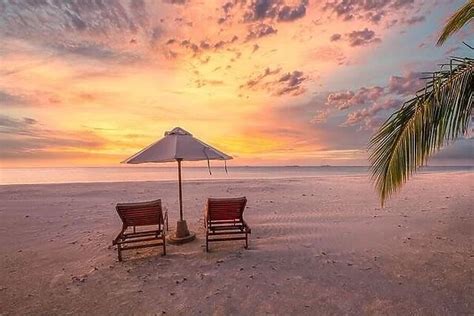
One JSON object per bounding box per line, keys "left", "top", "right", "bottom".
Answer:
{"left": 112, "top": 226, "right": 127, "bottom": 245}
{"left": 163, "top": 208, "right": 169, "bottom": 231}
{"left": 242, "top": 219, "right": 251, "bottom": 233}
{"left": 204, "top": 205, "right": 209, "bottom": 228}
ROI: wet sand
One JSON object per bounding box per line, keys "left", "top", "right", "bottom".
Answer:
{"left": 0, "top": 173, "right": 472, "bottom": 315}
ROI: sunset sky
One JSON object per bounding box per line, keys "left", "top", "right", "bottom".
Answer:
{"left": 0, "top": 0, "right": 472, "bottom": 167}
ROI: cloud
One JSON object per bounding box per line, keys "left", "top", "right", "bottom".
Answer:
{"left": 163, "top": 0, "right": 187, "bottom": 4}
{"left": 402, "top": 15, "right": 425, "bottom": 25}
{"left": 311, "top": 110, "right": 330, "bottom": 124}
{"left": 242, "top": 67, "right": 282, "bottom": 89}
{"left": 0, "top": 0, "right": 142, "bottom": 36}
{"left": 241, "top": 68, "right": 306, "bottom": 96}
{"left": 342, "top": 98, "right": 402, "bottom": 129}
{"left": 322, "top": 73, "right": 421, "bottom": 130}
{"left": 246, "top": 24, "right": 278, "bottom": 41}
{"left": 326, "top": 86, "right": 384, "bottom": 110}
{"left": 323, "top": 0, "right": 415, "bottom": 23}
{"left": 217, "top": 1, "right": 236, "bottom": 24}
{"left": 0, "top": 91, "right": 30, "bottom": 107}
{"left": 319, "top": 69, "right": 430, "bottom": 131}
{"left": 312, "top": 47, "right": 346, "bottom": 65}
{"left": 163, "top": 35, "right": 240, "bottom": 58}
{"left": 0, "top": 115, "right": 38, "bottom": 135}
{"left": 326, "top": 91, "right": 356, "bottom": 109}
{"left": 243, "top": 0, "right": 308, "bottom": 22}
{"left": 193, "top": 36, "right": 238, "bottom": 52}
{"left": 277, "top": 1, "right": 308, "bottom": 22}
{"left": 330, "top": 33, "right": 342, "bottom": 41}
{"left": 346, "top": 28, "right": 381, "bottom": 46}
{"left": 53, "top": 42, "right": 142, "bottom": 62}
{"left": 0, "top": 0, "right": 167, "bottom": 63}
{"left": 243, "top": 0, "right": 279, "bottom": 21}
{"left": 328, "top": 28, "right": 381, "bottom": 47}
{"left": 388, "top": 71, "right": 424, "bottom": 95}
{"left": 251, "top": 97, "right": 375, "bottom": 153}
{"left": 0, "top": 114, "right": 107, "bottom": 159}
{"left": 180, "top": 39, "right": 200, "bottom": 53}
{"left": 276, "top": 71, "right": 306, "bottom": 96}
{"left": 195, "top": 79, "right": 225, "bottom": 88}
{"left": 222, "top": 1, "right": 234, "bottom": 14}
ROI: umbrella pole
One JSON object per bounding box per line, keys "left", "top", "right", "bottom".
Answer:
{"left": 170, "top": 158, "right": 195, "bottom": 244}
{"left": 177, "top": 159, "right": 183, "bottom": 221}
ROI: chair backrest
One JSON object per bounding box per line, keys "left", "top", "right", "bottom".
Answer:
{"left": 207, "top": 197, "right": 247, "bottom": 221}
{"left": 116, "top": 199, "right": 163, "bottom": 227}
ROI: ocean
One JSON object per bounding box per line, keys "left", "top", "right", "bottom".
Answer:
{"left": 0, "top": 165, "right": 472, "bottom": 185}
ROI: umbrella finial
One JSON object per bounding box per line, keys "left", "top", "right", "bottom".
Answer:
{"left": 166, "top": 127, "right": 192, "bottom": 136}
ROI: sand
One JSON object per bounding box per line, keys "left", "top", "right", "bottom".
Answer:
{"left": 0, "top": 173, "right": 472, "bottom": 315}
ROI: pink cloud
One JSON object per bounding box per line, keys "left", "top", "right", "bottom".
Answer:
{"left": 388, "top": 71, "right": 424, "bottom": 95}
{"left": 326, "top": 86, "right": 384, "bottom": 110}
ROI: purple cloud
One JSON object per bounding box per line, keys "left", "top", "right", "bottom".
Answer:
{"left": 346, "top": 28, "right": 381, "bottom": 47}
{"left": 402, "top": 15, "right": 426, "bottom": 25}
{"left": 243, "top": 0, "right": 308, "bottom": 22}
{"left": 276, "top": 71, "right": 306, "bottom": 96}
{"left": 343, "top": 98, "right": 402, "bottom": 129}
{"left": 311, "top": 110, "right": 330, "bottom": 124}
{"left": 0, "top": 114, "right": 108, "bottom": 160}
{"left": 277, "top": 1, "right": 308, "bottom": 22}
{"left": 323, "top": 0, "right": 415, "bottom": 23}
{"left": 241, "top": 68, "right": 306, "bottom": 96}
{"left": 242, "top": 67, "right": 282, "bottom": 89}
{"left": 326, "top": 86, "right": 385, "bottom": 110}
{"left": 0, "top": 91, "right": 30, "bottom": 107}
{"left": 388, "top": 71, "right": 424, "bottom": 95}
{"left": 246, "top": 24, "right": 278, "bottom": 41}
{"left": 330, "top": 33, "right": 342, "bottom": 41}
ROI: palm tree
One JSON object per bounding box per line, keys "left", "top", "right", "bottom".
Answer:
{"left": 369, "top": 1, "right": 474, "bottom": 206}
{"left": 437, "top": 1, "right": 474, "bottom": 46}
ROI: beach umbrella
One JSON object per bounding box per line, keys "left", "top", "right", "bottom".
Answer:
{"left": 122, "top": 127, "right": 232, "bottom": 244}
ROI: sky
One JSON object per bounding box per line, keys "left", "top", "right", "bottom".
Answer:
{"left": 0, "top": 0, "right": 472, "bottom": 167}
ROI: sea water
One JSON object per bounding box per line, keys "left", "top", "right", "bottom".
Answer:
{"left": 0, "top": 165, "right": 472, "bottom": 185}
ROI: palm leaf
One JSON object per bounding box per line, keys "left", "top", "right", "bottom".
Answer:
{"left": 369, "top": 57, "right": 474, "bottom": 206}
{"left": 437, "top": 1, "right": 474, "bottom": 46}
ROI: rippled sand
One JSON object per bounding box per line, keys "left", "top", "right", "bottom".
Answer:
{"left": 0, "top": 173, "right": 472, "bottom": 315}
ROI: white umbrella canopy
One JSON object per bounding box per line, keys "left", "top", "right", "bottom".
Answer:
{"left": 122, "top": 127, "right": 232, "bottom": 163}
{"left": 121, "top": 127, "right": 232, "bottom": 243}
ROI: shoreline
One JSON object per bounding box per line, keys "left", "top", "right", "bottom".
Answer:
{"left": 0, "top": 169, "right": 472, "bottom": 187}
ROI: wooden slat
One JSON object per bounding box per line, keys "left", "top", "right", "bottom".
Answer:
{"left": 205, "top": 197, "right": 250, "bottom": 252}
{"left": 113, "top": 199, "right": 167, "bottom": 261}
{"left": 207, "top": 197, "right": 247, "bottom": 221}
{"left": 210, "top": 225, "right": 245, "bottom": 231}
{"left": 208, "top": 231, "right": 248, "bottom": 236}
{"left": 123, "top": 230, "right": 162, "bottom": 238}
{"left": 116, "top": 199, "right": 164, "bottom": 227}
{"left": 117, "top": 236, "right": 163, "bottom": 244}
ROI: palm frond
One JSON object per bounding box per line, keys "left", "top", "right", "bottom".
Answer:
{"left": 437, "top": 1, "right": 474, "bottom": 46}
{"left": 369, "top": 57, "right": 474, "bottom": 206}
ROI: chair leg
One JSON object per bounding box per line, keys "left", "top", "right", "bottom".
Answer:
{"left": 245, "top": 233, "right": 248, "bottom": 249}
{"left": 117, "top": 244, "right": 122, "bottom": 262}
{"left": 205, "top": 231, "right": 209, "bottom": 252}
{"left": 162, "top": 235, "right": 166, "bottom": 256}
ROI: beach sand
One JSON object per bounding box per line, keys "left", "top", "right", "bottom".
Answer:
{"left": 0, "top": 173, "right": 472, "bottom": 315}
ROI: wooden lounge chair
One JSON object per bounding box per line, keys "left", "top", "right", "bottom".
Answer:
{"left": 112, "top": 199, "right": 168, "bottom": 261}
{"left": 205, "top": 197, "right": 251, "bottom": 252}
